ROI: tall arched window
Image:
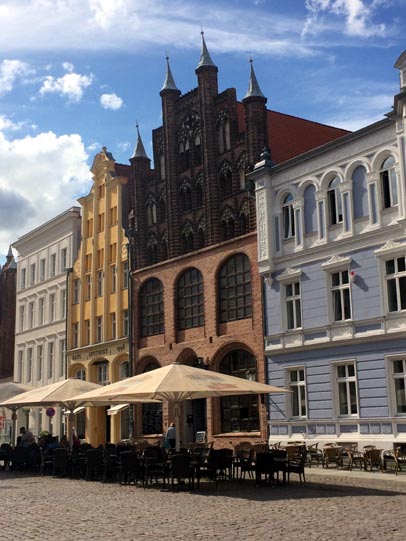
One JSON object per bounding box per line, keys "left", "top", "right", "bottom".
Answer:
{"left": 220, "top": 349, "right": 259, "bottom": 432}
{"left": 304, "top": 184, "right": 317, "bottom": 234}
{"left": 177, "top": 268, "right": 204, "bottom": 329}
{"left": 194, "top": 133, "right": 201, "bottom": 165}
{"left": 142, "top": 361, "right": 163, "bottom": 435}
{"left": 352, "top": 166, "right": 368, "bottom": 219}
{"left": 195, "top": 176, "right": 203, "bottom": 208}
{"left": 75, "top": 368, "right": 86, "bottom": 380}
{"left": 220, "top": 207, "right": 235, "bottom": 241}
{"left": 328, "top": 177, "right": 343, "bottom": 225}
{"left": 196, "top": 227, "right": 205, "bottom": 249}
{"left": 219, "top": 162, "right": 233, "bottom": 197}
{"left": 217, "top": 112, "right": 231, "bottom": 154}
{"left": 146, "top": 236, "right": 158, "bottom": 265}
{"left": 380, "top": 156, "right": 398, "bottom": 209}
{"left": 146, "top": 193, "right": 157, "bottom": 226}
{"left": 181, "top": 221, "right": 194, "bottom": 253}
{"left": 282, "top": 193, "right": 295, "bottom": 239}
{"left": 119, "top": 361, "right": 129, "bottom": 380}
{"left": 219, "top": 253, "right": 252, "bottom": 322}
{"left": 139, "top": 278, "right": 164, "bottom": 337}
{"left": 180, "top": 181, "right": 192, "bottom": 213}
{"left": 158, "top": 193, "right": 166, "bottom": 223}
{"left": 161, "top": 233, "right": 168, "bottom": 261}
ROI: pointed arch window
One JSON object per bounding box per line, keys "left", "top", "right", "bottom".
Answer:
{"left": 219, "top": 253, "right": 252, "bottom": 322}
{"left": 239, "top": 199, "right": 249, "bottom": 236}
{"left": 238, "top": 153, "right": 248, "bottom": 191}
{"left": 217, "top": 111, "right": 231, "bottom": 154}
{"left": 194, "top": 132, "right": 202, "bottom": 165}
{"left": 282, "top": 193, "right": 295, "bottom": 239}
{"left": 146, "top": 235, "right": 158, "bottom": 265}
{"left": 328, "top": 177, "right": 343, "bottom": 225}
{"left": 220, "top": 207, "right": 235, "bottom": 241}
{"left": 196, "top": 227, "right": 205, "bottom": 250}
{"left": 158, "top": 192, "right": 166, "bottom": 223}
{"left": 161, "top": 233, "right": 168, "bottom": 261}
{"left": 380, "top": 156, "right": 398, "bottom": 209}
{"left": 177, "top": 268, "right": 204, "bottom": 329}
{"left": 195, "top": 175, "right": 204, "bottom": 208}
{"left": 139, "top": 278, "right": 164, "bottom": 337}
{"left": 181, "top": 221, "right": 194, "bottom": 253}
{"left": 146, "top": 193, "right": 157, "bottom": 226}
{"left": 219, "top": 162, "right": 233, "bottom": 198}
{"left": 220, "top": 350, "right": 259, "bottom": 432}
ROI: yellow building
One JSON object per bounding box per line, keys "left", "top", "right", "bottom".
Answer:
{"left": 66, "top": 147, "right": 131, "bottom": 446}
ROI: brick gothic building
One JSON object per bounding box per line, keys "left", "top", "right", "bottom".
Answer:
{"left": 128, "top": 35, "right": 348, "bottom": 447}
{"left": 0, "top": 248, "right": 17, "bottom": 380}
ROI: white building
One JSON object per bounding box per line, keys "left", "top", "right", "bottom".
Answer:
{"left": 13, "top": 207, "right": 81, "bottom": 439}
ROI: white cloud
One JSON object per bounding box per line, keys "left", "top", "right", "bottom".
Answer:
{"left": 62, "top": 61, "right": 74, "bottom": 73}
{"left": 0, "top": 129, "right": 91, "bottom": 257}
{"left": 0, "top": 59, "right": 31, "bottom": 96}
{"left": 100, "top": 92, "right": 123, "bottom": 110}
{"left": 39, "top": 71, "right": 94, "bottom": 102}
{"left": 117, "top": 141, "right": 130, "bottom": 152}
{"left": 303, "top": 0, "right": 387, "bottom": 37}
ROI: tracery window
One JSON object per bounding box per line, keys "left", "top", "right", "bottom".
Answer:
{"left": 146, "top": 193, "right": 157, "bottom": 226}
{"left": 146, "top": 235, "right": 158, "bottom": 265}
{"left": 219, "top": 253, "right": 252, "bottom": 322}
{"left": 219, "top": 162, "right": 233, "bottom": 197}
{"left": 180, "top": 180, "right": 192, "bottom": 213}
{"left": 177, "top": 112, "right": 201, "bottom": 171}
{"left": 216, "top": 111, "right": 231, "bottom": 154}
{"left": 181, "top": 221, "right": 194, "bottom": 253}
{"left": 220, "top": 207, "right": 235, "bottom": 241}
{"left": 195, "top": 175, "right": 204, "bottom": 208}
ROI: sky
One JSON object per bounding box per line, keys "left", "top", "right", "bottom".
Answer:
{"left": 0, "top": 0, "right": 405, "bottom": 265}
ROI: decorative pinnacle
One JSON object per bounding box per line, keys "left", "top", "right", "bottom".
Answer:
{"left": 197, "top": 29, "right": 216, "bottom": 69}
{"left": 161, "top": 53, "right": 179, "bottom": 92}
{"left": 131, "top": 123, "right": 148, "bottom": 159}
{"left": 244, "top": 57, "right": 265, "bottom": 99}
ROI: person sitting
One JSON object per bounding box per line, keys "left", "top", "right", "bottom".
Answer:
{"left": 19, "top": 427, "right": 35, "bottom": 447}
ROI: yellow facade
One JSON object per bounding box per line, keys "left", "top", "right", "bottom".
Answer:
{"left": 66, "top": 148, "right": 130, "bottom": 447}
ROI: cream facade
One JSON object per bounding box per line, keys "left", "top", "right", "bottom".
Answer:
{"left": 66, "top": 148, "right": 131, "bottom": 447}
{"left": 13, "top": 207, "right": 81, "bottom": 439}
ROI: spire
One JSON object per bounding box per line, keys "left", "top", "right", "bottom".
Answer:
{"left": 197, "top": 30, "right": 216, "bottom": 69}
{"left": 161, "top": 54, "right": 179, "bottom": 92}
{"left": 244, "top": 58, "right": 265, "bottom": 99}
{"left": 6, "top": 245, "right": 13, "bottom": 262}
{"left": 131, "top": 124, "right": 148, "bottom": 160}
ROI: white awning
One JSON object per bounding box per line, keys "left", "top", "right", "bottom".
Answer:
{"left": 107, "top": 404, "right": 129, "bottom": 416}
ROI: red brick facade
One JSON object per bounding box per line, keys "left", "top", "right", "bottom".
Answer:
{"left": 128, "top": 44, "right": 347, "bottom": 447}
{"left": 0, "top": 250, "right": 16, "bottom": 380}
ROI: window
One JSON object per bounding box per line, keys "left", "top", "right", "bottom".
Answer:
{"left": 19, "top": 305, "right": 25, "bottom": 331}
{"left": 39, "top": 297, "right": 45, "bottom": 325}
{"left": 61, "top": 248, "right": 67, "bottom": 272}
{"left": 109, "top": 206, "right": 117, "bottom": 226}
{"left": 98, "top": 213, "right": 105, "bottom": 232}
{"left": 76, "top": 369, "right": 86, "bottom": 381}
{"left": 335, "top": 362, "right": 358, "bottom": 416}
{"left": 109, "top": 243, "right": 117, "bottom": 263}
{"left": 86, "top": 218, "right": 93, "bottom": 237}
{"left": 27, "top": 348, "right": 33, "bottom": 382}
{"left": 385, "top": 256, "right": 406, "bottom": 313}
{"left": 282, "top": 194, "right": 295, "bottom": 239}
{"left": 146, "top": 196, "right": 157, "bottom": 225}
{"left": 110, "top": 312, "right": 116, "bottom": 340}
{"left": 20, "top": 268, "right": 26, "bottom": 290}
{"left": 48, "top": 342, "right": 54, "bottom": 379}
{"left": 285, "top": 281, "right": 302, "bottom": 330}
{"left": 96, "top": 316, "right": 103, "bottom": 342}
{"left": 219, "top": 253, "right": 252, "bottom": 323}
{"left": 73, "top": 280, "right": 80, "bottom": 304}
{"left": 111, "top": 265, "right": 117, "bottom": 293}
{"left": 392, "top": 358, "right": 406, "bottom": 414}
{"left": 331, "top": 270, "right": 351, "bottom": 321}
{"left": 96, "top": 270, "right": 103, "bottom": 297}
{"left": 59, "top": 339, "right": 65, "bottom": 377}
{"left": 217, "top": 112, "right": 231, "bottom": 154}
{"left": 123, "top": 261, "right": 129, "bottom": 289}
{"left": 85, "top": 274, "right": 91, "bottom": 301}
{"left": 40, "top": 258, "right": 46, "bottom": 281}
{"left": 380, "top": 156, "right": 398, "bottom": 209}
{"left": 219, "top": 162, "right": 233, "bottom": 197}
{"left": 28, "top": 301, "right": 35, "bottom": 328}
{"left": 288, "top": 368, "right": 306, "bottom": 417}
{"left": 97, "top": 249, "right": 104, "bottom": 268}
{"left": 17, "top": 351, "right": 23, "bottom": 382}
{"left": 119, "top": 361, "right": 129, "bottom": 380}
{"left": 177, "top": 269, "right": 204, "bottom": 330}
{"left": 72, "top": 323, "right": 79, "bottom": 348}
{"left": 50, "top": 253, "right": 56, "bottom": 276}
{"left": 97, "top": 362, "right": 109, "bottom": 385}
{"left": 37, "top": 345, "right": 43, "bottom": 380}
{"left": 49, "top": 293, "right": 56, "bottom": 322}
{"left": 140, "top": 278, "right": 164, "bottom": 337}
{"left": 86, "top": 254, "right": 92, "bottom": 272}
{"left": 85, "top": 319, "right": 90, "bottom": 345}
{"left": 123, "top": 309, "right": 129, "bottom": 337}
{"left": 61, "top": 289, "right": 66, "bottom": 319}
{"left": 220, "top": 350, "right": 259, "bottom": 432}
{"left": 98, "top": 183, "right": 105, "bottom": 198}
{"left": 30, "top": 263, "right": 36, "bottom": 286}
{"left": 328, "top": 177, "right": 342, "bottom": 225}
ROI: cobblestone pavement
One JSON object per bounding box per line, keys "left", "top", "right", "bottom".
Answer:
{"left": 1, "top": 468, "right": 406, "bottom": 541}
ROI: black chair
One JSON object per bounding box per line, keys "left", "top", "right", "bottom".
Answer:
{"left": 236, "top": 448, "right": 255, "bottom": 480}
{"left": 0, "top": 444, "right": 13, "bottom": 471}
{"left": 143, "top": 446, "right": 167, "bottom": 488}
{"left": 255, "top": 452, "right": 274, "bottom": 487}
{"left": 169, "top": 453, "right": 194, "bottom": 491}
{"left": 119, "top": 451, "right": 143, "bottom": 485}
{"left": 286, "top": 448, "right": 307, "bottom": 485}
{"left": 53, "top": 448, "right": 69, "bottom": 477}
{"left": 86, "top": 449, "right": 104, "bottom": 481}
{"left": 197, "top": 449, "right": 233, "bottom": 490}
{"left": 269, "top": 449, "right": 287, "bottom": 485}
{"left": 103, "top": 447, "right": 119, "bottom": 483}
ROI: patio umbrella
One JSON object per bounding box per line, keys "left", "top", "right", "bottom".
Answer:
{"left": 0, "top": 380, "right": 35, "bottom": 444}
{"left": 67, "top": 362, "right": 289, "bottom": 451}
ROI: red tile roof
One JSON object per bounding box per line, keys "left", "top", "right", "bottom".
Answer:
{"left": 237, "top": 103, "right": 349, "bottom": 164}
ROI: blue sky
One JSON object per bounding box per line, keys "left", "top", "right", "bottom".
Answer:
{"left": 0, "top": 0, "right": 405, "bottom": 264}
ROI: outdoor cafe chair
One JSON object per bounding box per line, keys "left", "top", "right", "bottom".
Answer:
{"left": 40, "top": 447, "right": 55, "bottom": 476}
{"left": 86, "top": 449, "right": 104, "bottom": 482}
{"left": 383, "top": 448, "right": 402, "bottom": 475}
{"left": 364, "top": 448, "right": 382, "bottom": 472}
{"left": 143, "top": 446, "right": 168, "bottom": 489}
{"left": 306, "top": 443, "right": 323, "bottom": 467}
{"left": 53, "top": 448, "right": 69, "bottom": 477}
{"left": 322, "top": 444, "right": 341, "bottom": 468}
{"left": 119, "top": 451, "right": 143, "bottom": 485}
{"left": 169, "top": 453, "right": 194, "bottom": 491}
{"left": 196, "top": 449, "right": 233, "bottom": 490}
{"left": 286, "top": 447, "right": 306, "bottom": 486}
{"left": 236, "top": 448, "right": 255, "bottom": 480}
{"left": 255, "top": 452, "right": 275, "bottom": 487}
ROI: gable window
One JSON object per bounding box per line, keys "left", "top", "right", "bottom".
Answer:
{"left": 328, "top": 177, "right": 342, "bottom": 225}
{"left": 380, "top": 156, "right": 398, "bottom": 209}
{"left": 335, "top": 362, "right": 358, "bottom": 416}
{"left": 288, "top": 368, "right": 307, "bottom": 417}
{"left": 219, "top": 253, "right": 251, "bottom": 323}
{"left": 220, "top": 350, "right": 259, "bottom": 432}
{"left": 331, "top": 270, "right": 351, "bottom": 321}
{"left": 385, "top": 256, "right": 406, "bottom": 313}
{"left": 139, "top": 278, "right": 164, "bottom": 337}
{"left": 177, "top": 268, "right": 204, "bottom": 330}
{"left": 282, "top": 193, "right": 295, "bottom": 239}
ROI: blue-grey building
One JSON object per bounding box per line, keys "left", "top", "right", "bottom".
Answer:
{"left": 251, "top": 51, "right": 406, "bottom": 449}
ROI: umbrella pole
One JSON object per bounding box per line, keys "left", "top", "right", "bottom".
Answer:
{"left": 68, "top": 412, "right": 74, "bottom": 448}
{"left": 174, "top": 402, "right": 180, "bottom": 452}
{"left": 11, "top": 408, "right": 17, "bottom": 446}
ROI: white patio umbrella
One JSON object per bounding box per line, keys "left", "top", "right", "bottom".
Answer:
{"left": 67, "top": 362, "right": 289, "bottom": 451}
{"left": 0, "top": 378, "right": 104, "bottom": 446}
{"left": 0, "top": 380, "right": 35, "bottom": 444}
